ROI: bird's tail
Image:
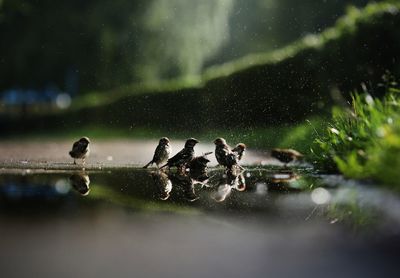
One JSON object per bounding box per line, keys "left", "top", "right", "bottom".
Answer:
{"left": 143, "top": 161, "right": 153, "bottom": 169}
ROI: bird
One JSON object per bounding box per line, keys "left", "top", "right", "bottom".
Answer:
{"left": 188, "top": 152, "right": 212, "bottom": 182}
{"left": 160, "top": 138, "right": 199, "bottom": 171}
{"left": 188, "top": 152, "right": 212, "bottom": 172}
{"left": 271, "top": 148, "right": 303, "bottom": 167}
{"left": 143, "top": 137, "right": 171, "bottom": 168}
{"left": 232, "top": 143, "right": 246, "bottom": 161}
{"left": 69, "top": 137, "right": 90, "bottom": 165}
{"left": 214, "top": 138, "right": 241, "bottom": 170}
{"left": 69, "top": 173, "right": 90, "bottom": 196}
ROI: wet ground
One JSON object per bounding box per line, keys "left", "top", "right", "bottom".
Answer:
{"left": 0, "top": 139, "right": 272, "bottom": 169}
{"left": 1, "top": 165, "right": 400, "bottom": 278}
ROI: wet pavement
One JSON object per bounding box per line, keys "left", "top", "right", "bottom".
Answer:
{"left": 0, "top": 166, "right": 400, "bottom": 278}
{"left": 0, "top": 139, "right": 273, "bottom": 169}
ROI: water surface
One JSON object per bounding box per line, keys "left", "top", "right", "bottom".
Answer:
{"left": 0, "top": 167, "right": 399, "bottom": 278}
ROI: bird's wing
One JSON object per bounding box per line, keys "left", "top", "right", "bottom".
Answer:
{"left": 167, "top": 149, "right": 185, "bottom": 164}
{"left": 70, "top": 141, "right": 80, "bottom": 155}
{"left": 72, "top": 141, "right": 79, "bottom": 150}
{"left": 75, "top": 141, "right": 88, "bottom": 153}
{"left": 227, "top": 152, "right": 238, "bottom": 165}
{"left": 152, "top": 144, "right": 163, "bottom": 162}
{"left": 168, "top": 148, "right": 193, "bottom": 165}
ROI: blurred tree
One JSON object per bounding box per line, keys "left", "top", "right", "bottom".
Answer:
{"left": 0, "top": 0, "right": 145, "bottom": 92}
{"left": 0, "top": 0, "right": 387, "bottom": 94}
{"left": 136, "top": 0, "right": 234, "bottom": 81}
{"left": 208, "top": 0, "right": 384, "bottom": 65}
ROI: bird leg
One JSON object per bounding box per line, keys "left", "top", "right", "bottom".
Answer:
{"left": 73, "top": 159, "right": 76, "bottom": 165}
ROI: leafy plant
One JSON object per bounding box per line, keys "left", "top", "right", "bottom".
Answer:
{"left": 312, "top": 76, "right": 400, "bottom": 187}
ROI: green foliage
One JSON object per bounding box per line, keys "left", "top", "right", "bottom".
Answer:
{"left": 0, "top": 0, "right": 380, "bottom": 90}
{"left": 3, "top": 1, "right": 400, "bottom": 134}
{"left": 312, "top": 78, "right": 400, "bottom": 187}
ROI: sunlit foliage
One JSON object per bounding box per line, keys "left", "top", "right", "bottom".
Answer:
{"left": 312, "top": 75, "right": 400, "bottom": 187}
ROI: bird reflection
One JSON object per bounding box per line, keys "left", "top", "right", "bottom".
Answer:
{"left": 268, "top": 170, "right": 301, "bottom": 191}
{"left": 69, "top": 172, "right": 90, "bottom": 196}
{"left": 213, "top": 183, "right": 232, "bottom": 202}
{"left": 151, "top": 170, "right": 173, "bottom": 200}
{"left": 212, "top": 169, "right": 246, "bottom": 202}
{"left": 168, "top": 172, "right": 199, "bottom": 202}
{"left": 232, "top": 172, "right": 246, "bottom": 192}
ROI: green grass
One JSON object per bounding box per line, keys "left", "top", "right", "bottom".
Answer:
{"left": 312, "top": 76, "right": 400, "bottom": 188}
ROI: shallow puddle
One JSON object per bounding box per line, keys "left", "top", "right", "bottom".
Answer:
{"left": 0, "top": 167, "right": 399, "bottom": 278}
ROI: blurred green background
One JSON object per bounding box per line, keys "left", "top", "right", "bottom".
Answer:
{"left": 1, "top": 0, "right": 399, "bottom": 140}
{"left": 0, "top": 0, "right": 387, "bottom": 88}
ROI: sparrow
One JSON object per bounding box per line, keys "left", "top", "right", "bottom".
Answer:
{"left": 232, "top": 143, "right": 246, "bottom": 161}
{"left": 271, "top": 148, "right": 304, "bottom": 167}
{"left": 214, "top": 138, "right": 241, "bottom": 170}
{"left": 69, "top": 137, "right": 90, "bottom": 165}
{"left": 143, "top": 137, "right": 171, "bottom": 168}
{"left": 188, "top": 152, "right": 212, "bottom": 184}
{"left": 188, "top": 152, "right": 212, "bottom": 172}
{"left": 69, "top": 173, "right": 90, "bottom": 196}
{"left": 160, "top": 138, "right": 199, "bottom": 171}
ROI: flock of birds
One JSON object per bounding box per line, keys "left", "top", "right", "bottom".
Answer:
{"left": 69, "top": 136, "right": 303, "bottom": 170}
{"left": 68, "top": 136, "right": 304, "bottom": 201}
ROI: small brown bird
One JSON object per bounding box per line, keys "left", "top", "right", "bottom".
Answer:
{"left": 143, "top": 137, "right": 171, "bottom": 168}
{"left": 69, "top": 173, "right": 90, "bottom": 196}
{"left": 232, "top": 143, "right": 246, "bottom": 161}
{"left": 69, "top": 137, "right": 90, "bottom": 165}
{"left": 188, "top": 152, "right": 212, "bottom": 171}
{"left": 271, "top": 148, "right": 303, "bottom": 167}
{"left": 214, "top": 138, "right": 241, "bottom": 170}
{"left": 160, "top": 138, "right": 199, "bottom": 170}
{"left": 188, "top": 152, "right": 212, "bottom": 182}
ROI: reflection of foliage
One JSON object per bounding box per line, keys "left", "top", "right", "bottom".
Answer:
{"left": 327, "top": 188, "right": 379, "bottom": 233}
{"left": 312, "top": 75, "right": 400, "bottom": 187}
{"left": 88, "top": 183, "right": 200, "bottom": 214}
